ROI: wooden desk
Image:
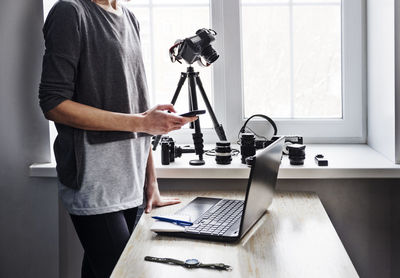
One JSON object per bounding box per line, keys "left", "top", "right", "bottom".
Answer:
{"left": 111, "top": 191, "right": 358, "bottom": 278}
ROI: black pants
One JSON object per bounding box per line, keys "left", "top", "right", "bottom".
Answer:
{"left": 70, "top": 207, "right": 139, "bottom": 278}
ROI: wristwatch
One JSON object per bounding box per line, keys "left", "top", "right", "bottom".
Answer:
{"left": 144, "top": 256, "right": 232, "bottom": 271}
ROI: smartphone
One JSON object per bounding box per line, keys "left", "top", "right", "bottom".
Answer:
{"left": 179, "top": 110, "right": 206, "bottom": 117}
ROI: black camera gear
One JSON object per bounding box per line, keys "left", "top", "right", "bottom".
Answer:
{"left": 175, "top": 145, "right": 196, "bottom": 158}
{"left": 169, "top": 29, "right": 219, "bottom": 66}
{"left": 215, "top": 141, "right": 233, "bottom": 165}
{"left": 240, "top": 133, "right": 256, "bottom": 164}
{"left": 237, "top": 114, "right": 277, "bottom": 164}
{"left": 262, "top": 135, "right": 303, "bottom": 154}
{"left": 287, "top": 144, "right": 306, "bottom": 165}
{"left": 237, "top": 114, "right": 304, "bottom": 156}
{"left": 239, "top": 114, "right": 278, "bottom": 137}
{"left": 152, "top": 28, "right": 227, "bottom": 166}
{"left": 315, "top": 154, "right": 328, "bottom": 166}
{"left": 160, "top": 137, "right": 195, "bottom": 165}
{"left": 245, "top": 155, "right": 256, "bottom": 166}
{"left": 204, "top": 144, "right": 239, "bottom": 164}
{"left": 161, "top": 138, "right": 172, "bottom": 165}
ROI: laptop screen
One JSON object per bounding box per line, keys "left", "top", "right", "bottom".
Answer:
{"left": 239, "top": 137, "right": 284, "bottom": 237}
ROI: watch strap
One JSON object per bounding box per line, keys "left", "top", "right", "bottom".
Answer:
{"left": 144, "top": 256, "right": 185, "bottom": 266}
{"left": 199, "top": 263, "right": 232, "bottom": 271}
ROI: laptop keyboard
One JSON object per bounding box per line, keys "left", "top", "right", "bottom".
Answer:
{"left": 186, "top": 199, "right": 244, "bottom": 236}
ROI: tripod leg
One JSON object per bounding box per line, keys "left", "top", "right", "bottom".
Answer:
{"left": 152, "top": 73, "right": 187, "bottom": 150}
{"left": 188, "top": 68, "right": 205, "bottom": 165}
{"left": 195, "top": 76, "right": 227, "bottom": 141}
{"left": 188, "top": 85, "right": 194, "bottom": 129}
{"left": 171, "top": 72, "right": 187, "bottom": 105}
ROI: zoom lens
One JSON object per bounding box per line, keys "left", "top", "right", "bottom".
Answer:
{"left": 201, "top": 45, "right": 219, "bottom": 64}
{"left": 215, "top": 141, "right": 232, "bottom": 165}
{"left": 240, "top": 133, "right": 256, "bottom": 164}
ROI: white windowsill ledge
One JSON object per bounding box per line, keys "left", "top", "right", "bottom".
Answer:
{"left": 30, "top": 144, "right": 400, "bottom": 179}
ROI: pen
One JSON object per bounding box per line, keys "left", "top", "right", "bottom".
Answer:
{"left": 152, "top": 216, "right": 193, "bottom": 226}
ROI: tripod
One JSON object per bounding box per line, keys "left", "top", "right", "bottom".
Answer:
{"left": 153, "top": 66, "right": 227, "bottom": 165}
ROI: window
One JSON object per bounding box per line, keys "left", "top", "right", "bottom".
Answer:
{"left": 44, "top": 0, "right": 365, "bottom": 160}
{"left": 241, "top": 0, "right": 342, "bottom": 119}
{"left": 220, "top": 0, "right": 365, "bottom": 142}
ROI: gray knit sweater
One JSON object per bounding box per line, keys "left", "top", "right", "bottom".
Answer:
{"left": 39, "top": 0, "right": 151, "bottom": 189}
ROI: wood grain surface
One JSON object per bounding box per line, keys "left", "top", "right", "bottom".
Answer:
{"left": 111, "top": 191, "right": 358, "bottom": 278}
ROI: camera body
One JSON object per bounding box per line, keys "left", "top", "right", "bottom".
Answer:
{"left": 160, "top": 136, "right": 196, "bottom": 165}
{"left": 161, "top": 137, "right": 175, "bottom": 165}
{"left": 240, "top": 133, "right": 256, "bottom": 164}
{"left": 170, "top": 29, "right": 219, "bottom": 65}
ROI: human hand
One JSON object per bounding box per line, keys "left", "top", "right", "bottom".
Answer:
{"left": 145, "top": 180, "right": 181, "bottom": 213}
{"left": 140, "top": 104, "right": 197, "bottom": 135}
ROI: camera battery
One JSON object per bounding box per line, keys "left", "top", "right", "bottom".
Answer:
{"left": 315, "top": 154, "right": 328, "bottom": 166}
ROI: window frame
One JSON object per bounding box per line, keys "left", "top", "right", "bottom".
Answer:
{"left": 210, "top": 0, "right": 366, "bottom": 144}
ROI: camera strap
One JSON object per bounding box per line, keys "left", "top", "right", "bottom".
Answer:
{"left": 239, "top": 114, "right": 278, "bottom": 137}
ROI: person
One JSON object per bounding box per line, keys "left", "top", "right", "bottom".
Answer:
{"left": 38, "top": 0, "right": 197, "bottom": 277}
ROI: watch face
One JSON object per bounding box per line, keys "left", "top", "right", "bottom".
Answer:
{"left": 185, "top": 259, "right": 200, "bottom": 268}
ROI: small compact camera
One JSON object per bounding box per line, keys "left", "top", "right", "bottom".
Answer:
{"left": 160, "top": 137, "right": 195, "bottom": 165}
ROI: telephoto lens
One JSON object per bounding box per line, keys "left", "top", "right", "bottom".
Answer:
{"left": 287, "top": 144, "right": 306, "bottom": 165}
{"left": 215, "top": 141, "right": 232, "bottom": 165}
{"left": 240, "top": 133, "right": 256, "bottom": 164}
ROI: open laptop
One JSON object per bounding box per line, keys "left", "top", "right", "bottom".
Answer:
{"left": 155, "top": 137, "right": 284, "bottom": 242}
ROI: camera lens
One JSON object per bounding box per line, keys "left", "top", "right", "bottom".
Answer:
{"left": 215, "top": 141, "right": 232, "bottom": 165}
{"left": 240, "top": 133, "right": 256, "bottom": 164}
{"left": 287, "top": 144, "right": 306, "bottom": 165}
{"left": 201, "top": 45, "right": 219, "bottom": 64}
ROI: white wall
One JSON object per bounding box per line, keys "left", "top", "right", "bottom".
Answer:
{"left": 367, "top": 0, "right": 397, "bottom": 162}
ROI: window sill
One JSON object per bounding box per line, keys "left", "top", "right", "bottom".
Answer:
{"left": 29, "top": 144, "right": 400, "bottom": 179}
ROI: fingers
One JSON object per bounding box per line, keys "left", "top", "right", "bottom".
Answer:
{"left": 159, "top": 198, "right": 181, "bottom": 207}
{"left": 160, "top": 115, "right": 197, "bottom": 133}
{"left": 146, "top": 197, "right": 181, "bottom": 213}
{"left": 167, "top": 114, "right": 198, "bottom": 125}
{"left": 183, "top": 116, "right": 198, "bottom": 124}
{"left": 165, "top": 113, "right": 187, "bottom": 124}
{"left": 156, "top": 104, "right": 176, "bottom": 113}
{"left": 145, "top": 199, "right": 153, "bottom": 213}
{"left": 144, "top": 104, "right": 200, "bottom": 134}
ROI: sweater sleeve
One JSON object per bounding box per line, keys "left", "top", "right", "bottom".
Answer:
{"left": 38, "top": 1, "right": 81, "bottom": 114}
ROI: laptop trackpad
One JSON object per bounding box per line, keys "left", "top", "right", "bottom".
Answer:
{"left": 175, "top": 197, "right": 221, "bottom": 222}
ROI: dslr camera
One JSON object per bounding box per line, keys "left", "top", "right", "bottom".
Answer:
{"left": 169, "top": 28, "right": 219, "bottom": 66}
